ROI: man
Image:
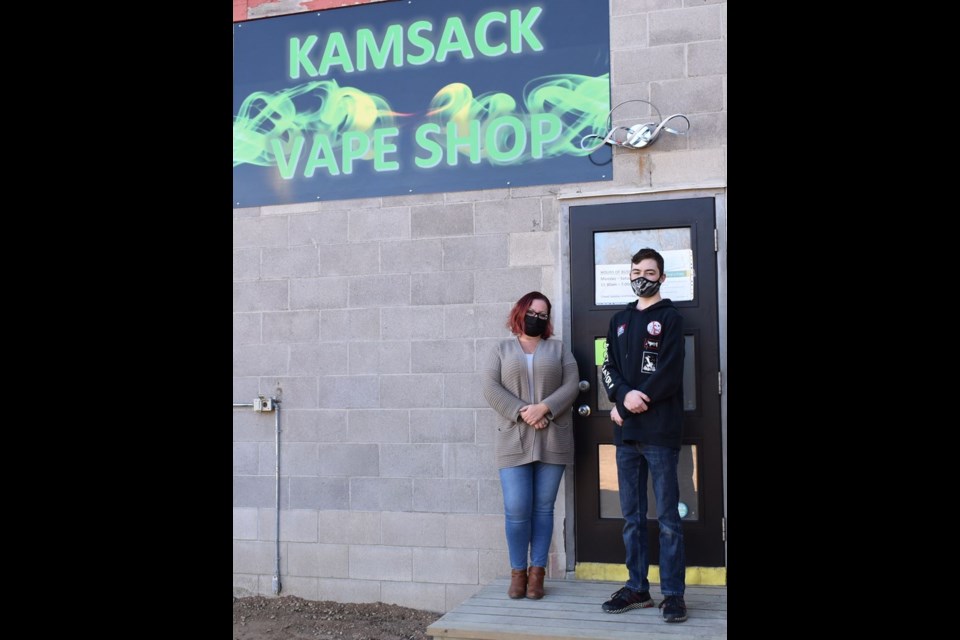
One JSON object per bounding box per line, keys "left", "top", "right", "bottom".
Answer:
{"left": 600, "top": 247, "right": 687, "bottom": 623}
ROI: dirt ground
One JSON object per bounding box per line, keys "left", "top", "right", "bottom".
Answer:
{"left": 233, "top": 595, "right": 442, "bottom": 640}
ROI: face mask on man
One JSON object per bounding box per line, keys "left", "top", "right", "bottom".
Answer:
{"left": 523, "top": 314, "right": 548, "bottom": 337}
{"left": 630, "top": 276, "right": 662, "bottom": 298}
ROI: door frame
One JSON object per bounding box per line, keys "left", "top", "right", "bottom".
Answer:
{"left": 556, "top": 186, "right": 728, "bottom": 573}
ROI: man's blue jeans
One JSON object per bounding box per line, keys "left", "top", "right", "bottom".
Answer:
{"left": 616, "top": 442, "right": 685, "bottom": 596}
{"left": 499, "top": 462, "right": 566, "bottom": 570}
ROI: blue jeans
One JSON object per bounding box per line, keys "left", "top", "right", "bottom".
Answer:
{"left": 616, "top": 442, "right": 685, "bottom": 596}
{"left": 499, "top": 462, "right": 566, "bottom": 570}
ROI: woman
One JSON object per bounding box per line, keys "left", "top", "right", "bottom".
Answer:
{"left": 481, "top": 291, "right": 580, "bottom": 600}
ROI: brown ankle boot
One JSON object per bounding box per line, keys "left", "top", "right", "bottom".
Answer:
{"left": 508, "top": 569, "right": 528, "bottom": 598}
{"left": 526, "top": 566, "right": 545, "bottom": 599}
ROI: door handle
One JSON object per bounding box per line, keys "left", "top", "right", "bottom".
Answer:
{"left": 578, "top": 404, "right": 591, "bottom": 417}
{"left": 578, "top": 379, "right": 591, "bottom": 392}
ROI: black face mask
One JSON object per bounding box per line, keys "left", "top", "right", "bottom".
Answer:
{"left": 523, "top": 315, "right": 548, "bottom": 337}
{"left": 630, "top": 276, "right": 662, "bottom": 298}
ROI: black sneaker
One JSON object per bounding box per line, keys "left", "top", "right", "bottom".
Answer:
{"left": 601, "top": 586, "right": 653, "bottom": 613}
{"left": 659, "top": 595, "right": 687, "bottom": 622}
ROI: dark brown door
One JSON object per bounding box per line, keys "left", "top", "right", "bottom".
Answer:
{"left": 570, "top": 197, "right": 724, "bottom": 567}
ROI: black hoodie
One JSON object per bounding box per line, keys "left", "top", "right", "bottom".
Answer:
{"left": 601, "top": 298, "right": 684, "bottom": 448}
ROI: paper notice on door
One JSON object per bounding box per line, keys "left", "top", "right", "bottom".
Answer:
{"left": 594, "top": 249, "right": 695, "bottom": 305}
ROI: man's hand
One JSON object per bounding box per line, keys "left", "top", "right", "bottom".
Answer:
{"left": 623, "top": 389, "right": 651, "bottom": 413}
{"left": 610, "top": 405, "right": 623, "bottom": 426}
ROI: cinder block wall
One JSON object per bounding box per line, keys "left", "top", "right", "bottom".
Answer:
{"left": 233, "top": 0, "right": 726, "bottom": 613}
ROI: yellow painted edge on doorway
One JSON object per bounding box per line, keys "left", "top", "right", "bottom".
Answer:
{"left": 575, "top": 563, "right": 726, "bottom": 585}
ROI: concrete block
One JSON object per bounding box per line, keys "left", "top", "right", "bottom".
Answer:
{"left": 651, "top": 76, "right": 724, "bottom": 116}
{"left": 479, "top": 478, "right": 505, "bottom": 514}
{"left": 317, "top": 375, "right": 379, "bottom": 408}
{"left": 445, "top": 444, "right": 496, "bottom": 479}
{"left": 380, "top": 374, "right": 444, "bottom": 408}
{"left": 262, "top": 246, "right": 319, "bottom": 279}
{"left": 262, "top": 310, "right": 319, "bottom": 344}
{"left": 380, "top": 444, "right": 444, "bottom": 477}
{"left": 282, "top": 409, "right": 348, "bottom": 442}
{"left": 442, "top": 235, "right": 508, "bottom": 271}
{"left": 411, "top": 203, "right": 474, "bottom": 238}
{"left": 317, "top": 578, "right": 381, "bottom": 604}
{"left": 381, "top": 307, "right": 437, "bottom": 340}
{"left": 288, "top": 210, "right": 348, "bottom": 246}
{"left": 474, "top": 410, "right": 498, "bottom": 445}
{"left": 443, "top": 373, "right": 488, "bottom": 408}
{"left": 475, "top": 198, "right": 541, "bottom": 234}
{"left": 612, "top": 150, "right": 654, "bottom": 187}
{"left": 610, "top": 13, "right": 648, "bottom": 50}
{"left": 413, "top": 478, "right": 479, "bottom": 514}
{"left": 688, "top": 39, "right": 726, "bottom": 76}
{"left": 234, "top": 281, "right": 289, "bottom": 312}
{"left": 541, "top": 196, "right": 558, "bottom": 232}
{"left": 234, "top": 540, "right": 284, "bottom": 574}
{"left": 687, "top": 111, "right": 727, "bottom": 150}
{"left": 381, "top": 582, "right": 446, "bottom": 613}
{"left": 233, "top": 206, "right": 260, "bottom": 219}
{"left": 380, "top": 238, "right": 443, "bottom": 274}
{"left": 317, "top": 242, "right": 380, "bottom": 277}
{"left": 479, "top": 549, "right": 511, "bottom": 582}
{"left": 234, "top": 508, "right": 258, "bottom": 540}
{"left": 258, "top": 508, "right": 318, "bottom": 542}
{"left": 474, "top": 268, "right": 542, "bottom": 303}
{"left": 445, "top": 584, "right": 482, "bottom": 611}
{"left": 233, "top": 573, "right": 259, "bottom": 597}
{"left": 649, "top": 5, "right": 722, "bottom": 46}
{"left": 410, "top": 409, "right": 475, "bottom": 443}
{"left": 381, "top": 192, "right": 445, "bottom": 207}
{"left": 350, "top": 545, "right": 412, "bottom": 581}
{"left": 348, "top": 273, "right": 411, "bottom": 307}
{"left": 412, "top": 548, "right": 478, "bottom": 584}
{"left": 277, "top": 443, "right": 320, "bottom": 477}
{"left": 610, "top": 84, "right": 654, "bottom": 122}
{"left": 321, "top": 309, "right": 380, "bottom": 341}
{"left": 317, "top": 444, "right": 380, "bottom": 476}
{"left": 234, "top": 442, "right": 259, "bottom": 476}
{"left": 289, "top": 343, "right": 350, "bottom": 376}
{"left": 411, "top": 271, "right": 475, "bottom": 305}
{"left": 287, "top": 542, "right": 350, "bottom": 578}
{"left": 321, "top": 196, "right": 382, "bottom": 211}
{"left": 443, "top": 303, "right": 512, "bottom": 339}
{"left": 349, "top": 207, "right": 410, "bottom": 242}
{"left": 445, "top": 187, "right": 510, "bottom": 203}
{"left": 350, "top": 478, "right": 413, "bottom": 511}
{"left": 290, "top": 276, "right": 349, "bottom": 310}
{"left": 277, "top": 576, "right": 318, "bottom": 600}
{"left": 233, "top": 313, "right": 261, "bottom": 346}
{"left": 445, "top": 514, "right": 507, "bottom": 550}
{"left": 508, "top": 231, "right": 556, "bottom": 267}
{"left": 289, "top": 477, "right": 349, "bottom": 509}
{"left": 261, "top": 376, "right": 317, "bottom": 409}
{"left": 411, "top": 340, "right": 475, "bottom": 373}
{"left": 261, "top": 201, "right": 320, "bottom": 216}
{"left": 233, "top": 248, "right": 260, "bottom": 281}
{"left": 348, "top": 409, "right": 411, "bottom": 443}
{"left": 233, "top": 409, "right": 275, "bottom": 442}
{"left": 650, "top": 147, "right": 725, "bottom": 187}
{"left": 233, "top": 476, "right": 290, "bottom": 508}
{"left": 508, "top": 183, "right": 565, "bottom": 198}
{"left": 613, "top": 0, "right": 683, "bottom": 15}
{"left": 614, "top": 44, "right": 684, "bottom": 85}
{"left": 234, "top": 378, "right": 261, "bottom": 406}
{"left": 233, "top": 345, "right": 288, "bottom": 377}
{"left": 381, "top": 512, "right": 446, "bottom": 547}
{"left": 349, "top": 341, "right": 410, "bottom": 374}
{"left": 234, "top": 216, "right": 286, "bottom": 249}
{"left": 318, "top": 510, "right": 381, "bottom": 545}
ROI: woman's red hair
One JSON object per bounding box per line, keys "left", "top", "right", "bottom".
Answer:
{"left": 507, "top": 291, "right": 553, "bottom": 339}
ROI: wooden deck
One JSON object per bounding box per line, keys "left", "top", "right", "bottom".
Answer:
{"left": 427, "top": 578, "right": 726, "bottom": 640}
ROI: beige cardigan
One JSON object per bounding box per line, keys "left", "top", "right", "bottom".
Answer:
{"left": 482, "top": 337, "right": 580, "bottom": 468}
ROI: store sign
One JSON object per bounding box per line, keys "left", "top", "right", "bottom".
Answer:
{"left": 233, "top": 0, "right": 611, "bottom": 207}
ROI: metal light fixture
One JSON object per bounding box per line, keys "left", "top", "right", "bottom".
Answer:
{"left": 581, "top": 99, "right": 691, "bottom": 151}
